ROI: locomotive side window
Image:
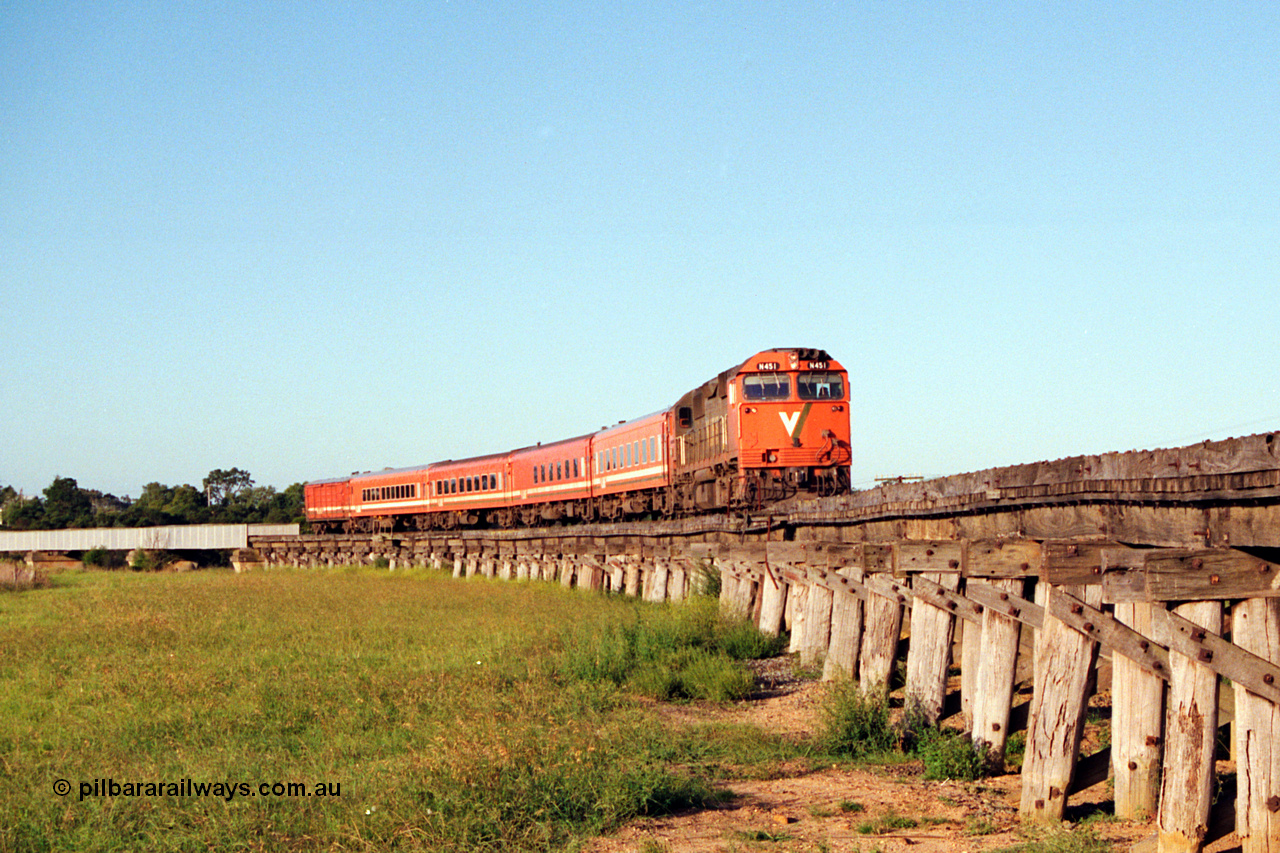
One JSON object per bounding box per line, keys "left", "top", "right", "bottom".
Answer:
{"left": 743, "top": 373, "right": 790, "bottom": 400}
{"left": 798, "top": 372, "right": 845, "bottom": 400}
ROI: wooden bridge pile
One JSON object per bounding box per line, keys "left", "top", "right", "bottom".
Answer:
{"left": 252, "top": 432, "right": 1280, "bottom": 853}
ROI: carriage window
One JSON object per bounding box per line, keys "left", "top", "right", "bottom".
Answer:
{"left": 743, "top": 372, "right": 791, "bottom": 400}
{"left": 798, "top": 371, "right": 844, "bottom": 400}
{"left": 573, "top": 459, "right": 579, "bottom": 477}
{"left": 650, "top": 437, "right": 657, "bottom": 462}
{"left": 555, "top": 462, "right": 561, "bottom": 480}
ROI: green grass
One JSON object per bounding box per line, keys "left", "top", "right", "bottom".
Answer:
{"left": 817, "top": 684, "right": 992, "bottom": 779}
{"left": 991, "top": 826, "right": 1112, "bottom": 853}
{"left": 816, "top": 680, "right": 897, "bottom": 759}
{"left": 855, "top": 809, "right": 919, "bottom": 835}
{"left": 555, "top": 595, "right": 783, "bottom": 702}
{"left": 916, "top": 726, "right": 990, "bottom": 781}
{"left": 0, "top": 567, "right": 784, "bottom": 853}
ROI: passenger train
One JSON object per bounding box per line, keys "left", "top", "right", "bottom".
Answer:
{"left": 304, "top": 348, "right": 852, "bottom": 533}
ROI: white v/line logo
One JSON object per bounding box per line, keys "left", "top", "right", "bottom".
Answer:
{"left": 778, "top": 411, "right": 801, "bottom": 436}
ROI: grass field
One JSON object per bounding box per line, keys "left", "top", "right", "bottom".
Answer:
{"left": 0, "top": 566, "right": 797, "bottom": 852}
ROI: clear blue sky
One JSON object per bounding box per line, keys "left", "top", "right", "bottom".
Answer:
{"left": 3, "top": 2, "right": 1278, "bottom": 499}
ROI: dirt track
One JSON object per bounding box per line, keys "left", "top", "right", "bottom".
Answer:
{"left": 583, "top": 662, "right": 1188, "bottom": 853}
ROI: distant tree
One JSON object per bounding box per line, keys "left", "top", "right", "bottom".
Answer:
{"left": 85, "top": 490, "right": 129, "bottom": 516}
{"left": 268, "top": 482, "right": 306, "bottom": 524}
{"left": 118, "top": 482, "right": 178, "bottom": 527}
{"left": 203, "top": 468, "right": 254, "bottom": 506}
{"left": 164, "top": 484, "right": 208, "bottom": 524}
{"left": 1, "top": 495, "right": 44, "bottom": 530}
{"left": 42, "top": 476, "right": 94, "bottom": 529}
{"left": 135, "top": 482, "right": 174, "bottom": 511}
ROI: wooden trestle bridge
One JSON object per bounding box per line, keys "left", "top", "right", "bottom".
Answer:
{"left": 250, "top": 431, "right": 1280, "bottom": 853}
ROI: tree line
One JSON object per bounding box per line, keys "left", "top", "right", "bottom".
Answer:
{"left": 0, "top": 468, "right": 305, "bottom": 530}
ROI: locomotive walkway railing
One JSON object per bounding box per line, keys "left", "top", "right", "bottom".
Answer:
{"left": 249, "top": 430, "right": 1280, "bottom": 853}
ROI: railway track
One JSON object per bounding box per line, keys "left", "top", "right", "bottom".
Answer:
{"left": 254, "top": 430, "right": 1280, "bottom": 565}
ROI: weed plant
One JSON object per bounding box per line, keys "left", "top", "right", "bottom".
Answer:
{"left": 916, "top": 727, "right": 990, "bottom": 781}
{"left": 816, "top": 680, "right": 897, "bottom": 759}
{"left": 856, "top": 809, "right": 919, "bottom": 835}
{"left": 992, "top": 825, "right": 1111, "bottom": 853}
{"left": 0, "top": 568, "right": 767, "bottom": 853}
{"left": 818, "top": 684, "right": 989, "bottom": 779}
{"left": 554, "top": 596, "right": 782, "bottom": 702}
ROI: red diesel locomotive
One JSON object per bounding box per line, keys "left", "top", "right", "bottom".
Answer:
{"left": 305, "top": 348, "right": 851, "bottom": 533}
